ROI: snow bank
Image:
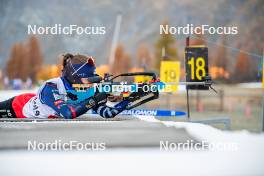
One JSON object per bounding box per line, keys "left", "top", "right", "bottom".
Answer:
{"left": 0, "top": 89, "right": 37, "bottom": 101}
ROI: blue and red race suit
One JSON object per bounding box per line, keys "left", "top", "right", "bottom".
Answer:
{"left": 1, "top": 77, "right": 129, "bottom": 119}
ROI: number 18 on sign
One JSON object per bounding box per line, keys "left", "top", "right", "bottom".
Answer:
{"left": 185, "top": 46, "right": 209, "bottom": 90}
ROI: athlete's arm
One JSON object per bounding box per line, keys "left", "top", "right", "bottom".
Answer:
{"left": 40, "top": 82, "right": 104, "bottom": 119}
{"left": 93, "top": 100, "right": 129, "bottom": 118}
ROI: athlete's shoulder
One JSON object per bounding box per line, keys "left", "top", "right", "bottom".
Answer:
{"left": 44, "top": 77, "right": 63, "bottom": 85}
{"left": 37, "top": 77, "right": 64, "bottom": 103}
{"left": 38, "top": 77, "right": 65, "bottom": 96}
{"left": 42, "top": 77, "right": 67, "bottom": 90}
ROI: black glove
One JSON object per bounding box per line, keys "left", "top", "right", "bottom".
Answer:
{"left": 93, "top": 92, "right": 108, "bottom": 105}
{"left": 84, "top": 92, "right": 107, "bottom": 109}
{"left": 126, "top": 83, "right": 159, "bottom": 102}
{"left": 126, "top": 83, "right": 148, "bottom": 102}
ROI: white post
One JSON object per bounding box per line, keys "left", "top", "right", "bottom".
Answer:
{"left": 109, "top": 14, "right": 122, "bottom": 66}
{"left": 162, "top": 47, "right": 166, "bottom": 58}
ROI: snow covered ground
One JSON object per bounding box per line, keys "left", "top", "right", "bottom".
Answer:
{"left": 237, "top": 82, "right": 262, "bottom": 88}
{"left": 1, "top": 147, "right": 262, "bottom": 176}
{"left": 0, "top": 89, "right": 37, "bottom": 101}
{"left": 0, "top": 88, "right": 264, "bottom": 175}
{"left": 0, "top": 116, "right": 264, "bottom": 176}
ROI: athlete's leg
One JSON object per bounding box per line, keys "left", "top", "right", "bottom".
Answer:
{"left": 0, "top": 97, "right": 17, "bottom": 118}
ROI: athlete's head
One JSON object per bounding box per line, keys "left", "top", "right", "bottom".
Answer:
{"left": 62, "top": 53, "right": 97, "bottom": 84}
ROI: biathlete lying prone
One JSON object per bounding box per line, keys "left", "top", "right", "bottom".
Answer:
{"left": 0, "top": 54, "right": 144, "bottom": 119}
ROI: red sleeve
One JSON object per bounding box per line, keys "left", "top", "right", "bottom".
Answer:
{"left": 12, "top": 93, "right": 36, "bottom": 118}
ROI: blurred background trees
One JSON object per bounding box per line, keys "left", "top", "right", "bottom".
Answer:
{"left": 1, "top": 0, "right": 263, "bottom": 86}
{"left": 209, "top": 36, "right": 230, "bottom": 81}
{"left": 154, "top": 21, "right": 179, "bottom": 72}
{"left": 6, "top": 35, "right": 43, "bottom": 83}
{"left": 3, "top": 23, "right": 262, "bottom": 86}
{"left": 110, "top": 44, "right": 132, "bottom": 75}
{"left": 233, "top": 52, "right": 251, "bottom": 82}
{"left": 136, "top": 44, "right": 153, "bottom": 71}
{"left": 28, "top": 36, "right": 44, "bottom": 82}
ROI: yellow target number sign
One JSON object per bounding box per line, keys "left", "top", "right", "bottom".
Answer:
{"left": 160, "top": 61, "right": 180, "bottom": 92}
{"left": 187, "top": 57, "right": 206, "bottom": 80}
{"left": 185, "top": 46, "right": 209, "bottom": 90}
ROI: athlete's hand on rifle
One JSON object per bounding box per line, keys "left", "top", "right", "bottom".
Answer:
{"left": 126, "top": 82, "right": 159, "bottom": 103}
{"left": 93, "top": 92, "right": 108, "bottom": 105}
{"left": 85, "top": 92, "right": 108, "bottom": 109}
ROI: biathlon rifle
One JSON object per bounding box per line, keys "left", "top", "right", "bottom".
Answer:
{"left": 83, "top": 72, "right": 160, "bottom": 110}
{"left": 71, "top": 72, "right": 216, "bottom": 110}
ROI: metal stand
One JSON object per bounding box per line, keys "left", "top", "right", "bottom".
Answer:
{"left": 186, "top": 88, "right": 190, "bottom": 120}
{"left": 186, "top": 36, "right": 191, "bottom": 120}
{"left": 262, "top": 93, "right": 264, "bottom": 132}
